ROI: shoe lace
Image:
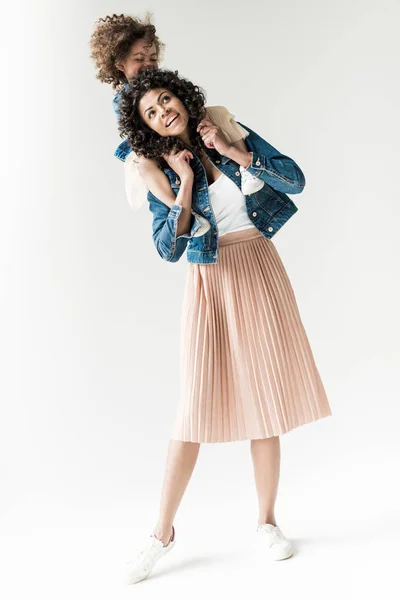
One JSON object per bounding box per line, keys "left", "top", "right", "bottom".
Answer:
{"left": 270, "top": 529, "right": 282, "bottom": 545}
{"left": 133, "top": 537, "right": 162, "bottom": 564}
{"left": 259, "top": 525, "right": 284, "bottom": 546}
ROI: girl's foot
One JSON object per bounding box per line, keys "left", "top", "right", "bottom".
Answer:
{"left": 240, "top": 165, "right": 265, "bottom": 195}
{"left": 125, "top": 526, "right": 176, "bottom": 584}
{"left": 191, "top": 209, "right": 211, "bottom": 237}
{"left": 257, "top": 523, "right": 293, "bottom": 560}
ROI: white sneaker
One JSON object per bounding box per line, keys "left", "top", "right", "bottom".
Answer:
{"left": 125, "top": 527, "right": 176, "bottom": 584}
{"left": 240, "top": 165, "right": 264, "bottom": 195}
{"left": 192, "top": 210, "right": 211, "bottom": 237}
{"left": 257, "top": 524, "right": 293, "bottom": 560}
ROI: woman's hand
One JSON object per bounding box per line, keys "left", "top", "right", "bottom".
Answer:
{"left": 197, "top": 119, "right": 232, "bottom": 156}
{"left": 162, "top": 148, "right": 194, "bottom": 182}
{"left": 162, "top": 149, "right": 194, "bottom": 236}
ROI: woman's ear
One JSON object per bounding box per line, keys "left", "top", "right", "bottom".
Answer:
{"left": 115, "top": 63, "right": 126, "bottom": 75}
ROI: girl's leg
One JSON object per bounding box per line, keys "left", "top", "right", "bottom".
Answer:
{"left": 250, "top": 436, "right": 281, "bottom": 527}
{"left": 153, "top": 440, "right": 200, "bottom": 545}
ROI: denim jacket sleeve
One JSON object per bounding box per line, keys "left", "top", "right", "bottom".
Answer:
{"left": 113, "top": 88, "right": 134, "bottom": 161}
{"left": 113, "top": 90, "right": 121, "bottom": 120}
{"left": 147, "top": 192, "right": 198, "bottom": 263}
{"left": 238, "top": 123, "right": 306, "bottom": 194}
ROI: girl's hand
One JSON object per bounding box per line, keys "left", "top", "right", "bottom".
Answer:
{"left": 197, "top": 119, "right": 232, "bottom": 156}
{"left": 162, "top": 148, "right": 194, "bottom": 182}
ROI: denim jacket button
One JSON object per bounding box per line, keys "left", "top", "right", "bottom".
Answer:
{"left": 255, "top": 159, "right": 261, "bottom": 166}
{"left": 215, "top": 160, "right": 221, "bottom": 164}
{"left": 175, "top": 178, "right": 181, "bottom": 186}
{"left": 235, "top": 171, "right": 240, "bottom": 176}
{"left": 268, "top": 226, "right": 273, "bottom": 232}
{"left": 252, "top": 211, "right": 257, "bottom": 217}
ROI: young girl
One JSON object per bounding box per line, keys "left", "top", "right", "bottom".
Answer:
{"left": 117, "top": 69, "right": 332, "bottom": 584}
{"left": 89, "top": 13, "right": 261, "bottom": 218}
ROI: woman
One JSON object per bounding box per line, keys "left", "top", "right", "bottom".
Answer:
{"left": 118, "top": 69, "right": 332, "bottom": 584}
{"left": 89, "top": 13, "right": 260, "bottom": 215}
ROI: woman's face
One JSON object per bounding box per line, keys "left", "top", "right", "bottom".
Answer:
{"left": 116, "top": 38, "right": 158, "bottom": 80}
{"left": 138, "top": 88, "right": 190, "bottom": 139}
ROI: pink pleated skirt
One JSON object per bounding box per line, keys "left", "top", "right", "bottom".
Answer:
{"left": 171, "top": 227, "right": 332, "bottom": 443}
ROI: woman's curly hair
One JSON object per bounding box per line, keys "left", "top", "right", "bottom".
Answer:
{"left": 118, "top": 69, "right": 207, "bottom": 160}
{"left": 89, "top": 13, "right": 164, "bottom": 89}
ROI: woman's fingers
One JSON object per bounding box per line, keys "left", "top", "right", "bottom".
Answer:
{"left": 162, "top": 148, "right": 193, "bottom": 165}
{"left": 197, "top": 118, "right": 214, "bottom": 131}
{"left": 198, "top": 126, "right": 213, "bottom": 137}
{"left": 199, "top": 129, "right": 212, "bottom": 140}
{"left": 162, "top": 148, "right": 178, "bottom": 161}
{"left": 175, "top": 149, "right": 193, "bottom": 162}
{"left": 182, "top": 151, "right": 193, "bottom": 163}
{"left": 198, "top": 121, "right": 219, "bottom": 147}
{"left": 201, "top": 131, "right": 216, "bottom": 148}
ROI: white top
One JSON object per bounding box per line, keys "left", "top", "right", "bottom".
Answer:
{"left": 208, "top": 173, "right": 255, "bottom": 237}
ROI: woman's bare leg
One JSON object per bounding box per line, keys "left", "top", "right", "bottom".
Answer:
{"left": 152, "top": 440, "right": 200, "bottom": 544}
{"left": 250, "top": 436, "right": 281, "bottom": 526}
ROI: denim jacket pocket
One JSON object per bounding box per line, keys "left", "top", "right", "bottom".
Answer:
{"left": 253, "top": 185, "right": 290, "bottom": 218}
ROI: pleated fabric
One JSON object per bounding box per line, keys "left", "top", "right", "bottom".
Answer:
{"left": 172, "top": 227, "right": 332, "bottom": 443}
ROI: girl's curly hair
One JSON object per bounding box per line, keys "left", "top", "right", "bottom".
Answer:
{"left": 89, "top": 13, "right": 164, "bottom": 89}
{"left": 118, "top": 69, "right": 207, "bottom": 160}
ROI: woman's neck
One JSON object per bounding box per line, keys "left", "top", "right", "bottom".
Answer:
{"left": 177, "top": 130, "right": 191, "bottom": 145}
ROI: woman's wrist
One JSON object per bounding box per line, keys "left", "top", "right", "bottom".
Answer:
{"left": 180, "top": 172, "right": 194, "bottom": 186}
{"left": 223, "top": 145, "right": 252, "bottom": 169}
{"left": 175, "top": 176, "right": 194, "bottom": 208}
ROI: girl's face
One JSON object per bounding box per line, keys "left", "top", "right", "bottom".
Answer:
{"left": 138, "top": 88, "right": 190, "bottom": 139}
{"left": 116, "top": 38, "right": 158, "bottom": 80}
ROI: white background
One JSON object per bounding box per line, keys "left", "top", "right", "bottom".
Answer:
{"left": 1, "top": 0, "right": 399, "bottom": 598}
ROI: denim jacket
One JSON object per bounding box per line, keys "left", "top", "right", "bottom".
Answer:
{"left": 113, "top": 88, "right": 132, "bottom": 161}
{"left": 117, "top": 123, "right": 305, "bottom": 264}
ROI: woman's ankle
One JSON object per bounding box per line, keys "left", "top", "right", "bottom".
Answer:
{"left": 153, "top": 524, "right": 174, "bottom": 546}
{"left": 258, "top": 516, "right": 277, "bottom": 527}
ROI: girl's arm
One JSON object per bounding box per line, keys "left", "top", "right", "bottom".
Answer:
{"left": 138, "top": 157, "right": 177, "bottom": 209}
{"left": 122, "top": 154, "right": 184, "bottom": 212}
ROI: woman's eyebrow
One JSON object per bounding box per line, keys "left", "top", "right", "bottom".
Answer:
{"left": 144, "top": 92, "right": 167, "bottom": 115}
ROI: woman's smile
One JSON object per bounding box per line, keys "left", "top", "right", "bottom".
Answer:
{"left": 165, "top": 113, "right": 180, "bottom": 128}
